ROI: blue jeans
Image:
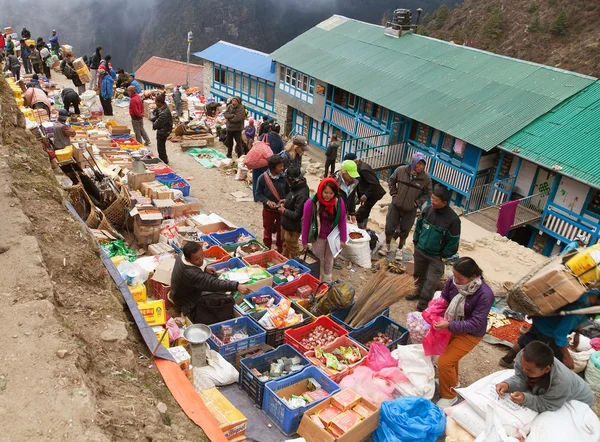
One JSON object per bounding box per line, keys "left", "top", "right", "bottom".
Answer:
{"left": 252, "top": 167, "right": 268, "bottom": 201}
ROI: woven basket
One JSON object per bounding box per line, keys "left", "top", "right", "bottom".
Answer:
{"left": 103, "top": 185, "right": 131, "bottom": 229}
{"left": 86, "top": 208, "right": 101, "bottom": 229}
{"left": 506, "top": 257, "right": 557, "bottom": 316}
{"left": 67, "top": 183, "right": 92, "bottom": 221}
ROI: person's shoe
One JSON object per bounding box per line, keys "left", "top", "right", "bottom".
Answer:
{"left": 323, "top": 274, "right": 333, "bottom": 283}
{"left": 499, "top": 357, "right": 514, "bottom": 369}
{"left": 144, "top": 141, "right": 151, "bottom": 146}
{"left": 395, "top": 247, "right": 404, "bottom": 262}
{"left": 378, "top": 244, "right": 389, "bottom": 256}
{"left": 405, "top": 293, "right": 420, "bottom": 301}
{"left": 436, "top": 397, "right": 458, "bottom": 410}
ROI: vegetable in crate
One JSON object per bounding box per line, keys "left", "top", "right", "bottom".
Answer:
{"left": 300, "top": 325, "right": 341, "bottom": 350}
{"left": 366, "top": 332, "right": 393, "bottom": 347}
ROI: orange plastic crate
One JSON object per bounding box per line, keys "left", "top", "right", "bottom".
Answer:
{"left": 283, "top": 316, "right": 347, "bottom": 354}
{"left": 202, "top": 245, "right": 230, "bottom": 265}
{"left": 275, "top": 274, "right": 326, "bottom": 300}
{"left": 304, "top": 335, "right": 368, "bottom": 383}
{"left": 242, "top": 250, "right": 287, "bottom": 270}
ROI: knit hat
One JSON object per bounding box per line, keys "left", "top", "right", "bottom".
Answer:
{"left": 343, "top": 152, "right": 358, "bottom": 161}
{"left": 342, "top": 160, "right": 359, "bottom": 178}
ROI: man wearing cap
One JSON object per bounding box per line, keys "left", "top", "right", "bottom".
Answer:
{"left": 280, "top": 136, "right": 309, "bottom": 172}
{"left": 343, "top": 153, "right": 386, "bottom": 229}
{"left": 408, "top": 185, "right": 461, "bottom": 311}
{"left": 380, "top": 152, "right": 432, "bottom": 260}
{"left": 223, "top": 97, "right": 247, "bottom": 158}
{"left": 53, "top": 109, "right": 76, "bottom": 150}
{"left": 129, "top": 72, "right": 142, "bottom": 94}
{"left": 335, "top": 160, "right": 360, "bottom": 223}
{"left": 560, "top": 234, "right": 588, "bottom": 256}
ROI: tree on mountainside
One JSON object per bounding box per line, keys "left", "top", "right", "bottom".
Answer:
{"left": 528, "top": 15, "right": 542, "bottom": 33}
{"left": 482, "top": 8, "right": 505, "bottom": 46}
{"left": 550, "top": 12, "right": 568, "bottom": 36}
{"left": 434, "top": 5, "right": 449, "bottom": 29}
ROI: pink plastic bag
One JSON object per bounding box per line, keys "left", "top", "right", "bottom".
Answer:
{"left": 339, "top": 365, "right": 406, "bottom": 405}
{"left": 365, "top": 342, "right": 397, "bottom": 371}
{"left": 422, "top": 298, "right": 451, "bottom": 356}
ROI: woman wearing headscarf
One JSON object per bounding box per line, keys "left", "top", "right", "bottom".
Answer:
{"left": 301, "top": 178, "right": 348, "bottom": 282}
{"left": 434, "top": 257, "right": 494, "bottom": 409}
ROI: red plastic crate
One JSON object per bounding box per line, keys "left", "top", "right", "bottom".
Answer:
{"left": 274, "top": 274, "right": 326, "bottom": 300}
{"left": 151, "top": 279, "right": 172, "bottom": 309}
{"left": 149, "top": 166, "right": 175, "bottom": 175}
{"left": 242, "top": 250, "right": 287, "bottom": 270}
{"left": 202, "top": 245, "right": 230, "bottom": 265}
{"left": 304, "top": 335, "right": 368, "bottom": 383}
{"left": 283, "top": 316, "right": 348, "bottom": 354}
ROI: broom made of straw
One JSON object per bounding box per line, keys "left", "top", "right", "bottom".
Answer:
{"left": 346, "top": 268, "right": 415, "bottom": 328}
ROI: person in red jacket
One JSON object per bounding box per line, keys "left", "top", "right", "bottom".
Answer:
{"left": 128, "top": 85, "right": 151, "bottom": 146}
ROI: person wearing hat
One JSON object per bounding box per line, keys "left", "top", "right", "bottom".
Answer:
{"left": 408, "top": 184, "right": 461, "bottom": 312}
{"left": 48, "top": 30, "right": 59, "bottom": 55}
{"left": 223, "top": 96, "right": 247, "bottom": 158}
{"left": 280, "top": 136, "right": 309, "bottom": 172}
{"left": 324, "top": 134, "right": 341, "bottom": 178}
{"left": 129, "top": 85, "right": 151, "bottom": 146}
{"left": 335, "top": 160, "right": 360, "bottom": 224}
{"left": 560, "top": 233, "right": 589, "bottom": 256}
{"left": 115, "top": 69, "right": 130, "bottom": 89}
{"left": 342, "top": 152, "right": 386, "bottom": 229}
{"left": 255, "top": 155, "right": 288, "bottom": 253}
{"left": 129, "top": 72, "right": 142, "bottom": 94}
{"left": 279, "top": 166, "right": 310, "bottom": 258}
{"left": 380, "top": 152, "right": 432, "bottom": 260}
{"left": 53, "top": 109, "right": 76, "bottom": 150}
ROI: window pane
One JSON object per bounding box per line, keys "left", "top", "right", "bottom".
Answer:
{"left": 234, "top": 74, "right": 240, "bottom": 90}
{"left": 587, "top": 190, "right": 600, "bottom": 215}
{"left": 214, "top": 68, "right": 221, "bottom": 83}
{"left": 258, "top": 83, "right": 266, "bottom": 99}
{"left": 431, "top": 129, "right": 440, "bottom": 146}
{"left": 279, "top": 66, "right": 285, "bottom": 81}
{"left": 226, "top": 71, "right": 233, "bottom": 87}
{"left": 291, "top": 71, "right": 297, "bottom": 87}
{"left": 309, "top": 79, "right": 315, "bottom": 94}
{"left": 285, "top": 68, "right": 291, "bottom": 84}
{"left": 302, "top": 75, "right": 308, "bottom": 92}
{"left": 373, "top": 104, "right": 382, "bottom": 119}
{"left": 417, "top": 124, "right": 430, "bottom": 145}
{"left": 382, "top": 108, "right": 389, "bottom": 123}
{"left": 363, "top": 100, "right": 373, "bottom": 114}
{"left": 266, "top": 86, "right": 274, "bottom": 103}
{"left": 442, "top": 135, "right": 455, "bottom": 152}
{"left": 242, "top": 77, "right": 248, "bottom": 93}
{"left": 250, "top": 80, "right": 257, "bottom": 96}
{"left": 348, "top": 93, "right": 356, "bottom": 108}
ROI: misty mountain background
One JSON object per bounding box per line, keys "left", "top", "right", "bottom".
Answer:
{"left": 1, "top": 0, "right": 454, "bottom": 71}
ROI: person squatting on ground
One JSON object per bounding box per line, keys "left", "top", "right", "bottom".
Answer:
{"left": 255, "top": 155, "right": 289, "bottom": 253}
{"left": 302, "top": 178, "right": 348, "bottom": 282}
{"left": 407, "top": 184, "right": 461, "bottom": 312}
{"left": 435, "top": 257, "right": 495, "bottom": 409}
{"left": 279, "top": 166, "right": 309, "bottom": 259}
{"left": 380, "top": 152, "right": 432, "bottom": 260}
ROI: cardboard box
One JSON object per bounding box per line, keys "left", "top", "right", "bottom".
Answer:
{"left": 137, "top": 300, "right": 166, "bottom": 326}
{"left": 129, "top": 284, "right": 147, "bottom": 303}
{"left": 108, "top": 125, "right": 131, "bottom": 135}
{"left": 198, "top": 221, "right": 236, "bottom": 235}
{"left": 151, "top": 257, "right": 176, "bottom": 286}
{"left": 134, "top": 223, "right": 161, "bottom": 246}
{"left": 199, "top": 388, "right": 247, "bottom": 440}
{"left": 148, "top": 243, "right": 175, "bottom": 256}
{"left": 128, "top": 171, "right": 155, "bottom": 191}
{"left": 298, "top": 395, "right": 379, "bottom": 442}
{"left": 151, "top": 325, "right": 169, "bottom": 348}
{"left": 520, "top": 261, "right": 586, "bottom": 314}
{"left": 131, "top": 206, "right": 163, "bottom": 226}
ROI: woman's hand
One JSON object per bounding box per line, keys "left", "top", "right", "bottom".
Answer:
{"left": 340, "top": 242, "right": 346, "bottom": 249}
{"left": 302, "top": 243, "right": 309, "bottom": 252}
{"left": 433, "top": 320, "right": 450, "bottom": 330}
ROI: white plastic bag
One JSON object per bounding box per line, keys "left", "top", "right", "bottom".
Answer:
{"left": 406, "top": 311, "right": 430, "bottom": 344}
{"left": 525, "top": 400, "right": 600, "bottom": 442}
{"left": 475, "top": 404, "right": 519, "bottom": 442}
{"left": 456, "top": 370, "right": 537, "bottom": 439}
{"left": 584, "top": 351, "right": 600, "bottom": 393}
{"left": 340, "top": 224, "right": 371, "bottom": 268}
{"left": 391, "top": 344, "right": 435, "bottom": 399}
{"left": 569, "top": 347, "right": 595, "bottom": 373}
{"left": 193, "top": 350, "right": 239, "bottom": 386}
{"left": 445, "top": 416, "right": 476, "bottom": 442}
{"left": 235, "top": 155, "right": 248, "bottom": 181}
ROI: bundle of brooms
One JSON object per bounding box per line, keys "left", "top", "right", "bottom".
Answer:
{"left": 345, "top": 266, "right": 415, "bottom": 328}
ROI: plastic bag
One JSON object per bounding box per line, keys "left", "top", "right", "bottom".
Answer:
{"left": 366, "top": 342, "right": 397, "bottom": 371}
{"left": 373, "top": 396, "right": 446, "bottom": 442}
{"left": 475, "top": 404, "right": 520, "bottom": 442}
{"left": 193, "top": 350, "right": 239, "bottom": 387}
{"left": 569, "top": 347, "right": 595, "bottom": 373}
{"left": 235, "top": 155, "right": 248, "bottom": 181}
{"left": 406, "top": 312, "right": 430, "bottom": 344}
{"left": 446, "top": 417, "right": 476, "bottom": 442}
{"left": 117, "top": 260, "right": 149, "bottom": 286}
{"left": 422, "top": 298, "right": 451, "bottom": 356}
{"left": 526, "top": 400, "right": 600, "bottom": 442}
{"left": 339, "top": 365, "right": 402, "bottom": 406}
{"left": 584, "top": 351, "right": 600, "bottom": 393}
{"left": 391, "top": 344, "right": 435, "bottom": 399}
{"left": 340, "top": 224, "right": 372, "bottom": 268}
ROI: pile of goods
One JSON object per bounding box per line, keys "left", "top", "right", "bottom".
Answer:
{"left": 314, "top": 345, "right": 363, "bottom": 372}
{"left": 256, "top": 299, "right": 304, "bottom": 330}
{"left": 238, "top": 293, "right": 279, "bottom": 314}
{"left": 365, "top": 332, "right": 394, "bottom": 348}
{"left": 211, "top": 324, "right": 249, "bottom": 345}
{"left": 218, "top": 266, "right": 271, "bottom": 284}
{"left": 487, "top": 310, "right": 528, "bottom": 344}
{"left": 272, "top": 264, "right": 304, "bottom": 285}
{"left": 251, "top": 356, "right": 305, "bottom": 382}
{"left": 348, "top": 232, "right": 364, "bottom": 240}
{"left": 300, "top": 326, "right": 342, "bottom": 350}
{"left": 283, "top": 378, "right": 330, "bottom": 409}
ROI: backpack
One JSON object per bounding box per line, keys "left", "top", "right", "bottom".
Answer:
{"left": 309, "top": 281, "right": 355, "bottom": 316}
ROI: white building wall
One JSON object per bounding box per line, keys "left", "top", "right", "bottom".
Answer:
{"left": 511, "top": 159, "right": 537, "bottom": 196}
{"left": 555, "top": 176, "right": 590, "bottom": 214}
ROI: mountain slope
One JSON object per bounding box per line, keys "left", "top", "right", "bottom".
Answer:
{"left": 422, "top": 0, "right": 600, "bottom": 77}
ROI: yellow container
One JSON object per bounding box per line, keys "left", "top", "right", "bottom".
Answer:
{"left": 21, "top": 108, "right": 35, "bottom": 122}
{"left": 55, "top": 145, "right": 73, "bottom": 162}
{"left": 137, "top": 299, "right": 166, "bottom": 326}
{"left": 25, "top": 39, "right": 35, "bottom": 47}
{"left": 128, "top": 284, "right": 147, "bottom": 303}
{"left": 15, "top": 98, "right": 24, "bottom": 107}
{"left": 152, "top": 325, "right": 169, "bottom": 349}
{"left": 566, "top": 244, "right": 600, "bottom": 284}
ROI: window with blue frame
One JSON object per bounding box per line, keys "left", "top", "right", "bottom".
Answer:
{"left": 439, "top": 134, "right": 464, "bottom": 159}
{"left": 279, "top": 65, "right": 315, "bottom": 104}
{"left": 585, "top": 189, "right": 600, "bottom": 217}
{"left": 212, "top": 64, "right": 275, "bottom": 112}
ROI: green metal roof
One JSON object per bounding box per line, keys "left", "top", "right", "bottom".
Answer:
{"left": 501, "top": 81, "right": 600, "bottom": 189}
{"left": 270, "top": 16, "right": 596, "bottom": 151}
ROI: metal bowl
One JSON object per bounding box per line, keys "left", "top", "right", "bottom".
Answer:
{"left": 183, "top": 324, "right": 211, "bottom": 344}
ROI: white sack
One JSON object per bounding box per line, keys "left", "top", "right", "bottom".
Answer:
{"left": 391, "top": 344, "right": 435, "bottom": 399}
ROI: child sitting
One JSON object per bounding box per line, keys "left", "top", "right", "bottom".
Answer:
{"left": 495, "top": 341, "right": 594, "bottom": 413}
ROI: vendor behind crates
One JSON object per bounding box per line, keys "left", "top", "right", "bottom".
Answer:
{"left": 53, "top": 109, "right": 76, "bottom": 150}
{"left": 171, "top": 242, "right": 252, "bottom": 324}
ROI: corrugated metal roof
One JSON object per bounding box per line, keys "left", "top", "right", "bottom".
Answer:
{"left": 270, "top": 16, "right": 596, "bottom": 151}
{"left": 194, "top": 41, "right": 276, "bottom": 82}
{"left": 135, "top": 56, "right": 204, "bottom": 89}
{"left": 501, "top": 81, "right": 600, "bottom": 188}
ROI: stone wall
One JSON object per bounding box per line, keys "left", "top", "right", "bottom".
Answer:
{"left": 275, "top": 98, "right": 289, "bottom": 133}
{"left": 202, "top": 61, "right": 213, "bottom": 98}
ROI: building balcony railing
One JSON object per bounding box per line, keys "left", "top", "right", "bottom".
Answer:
{"left": 540, "top": 203, "right": 600, "bottom": 245}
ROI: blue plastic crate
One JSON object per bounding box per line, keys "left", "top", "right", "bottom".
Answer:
{"left": 234, "top": 286, "right": 284, "bottom": 316}
{"left": 268, "top": 260, "right": 312, "bottom": 286}
{"left": 212, "top": 257, "right": 247, "bottom": 274}
{"left": 210, "top": 228, "right": 256, "bottom": 247}
{"left": 348, "top": 314, "right": 409, "bottom": 351}
{"left": 248, "top": 303, "right": 312, "bottom": 348}
{"left": 239, "top": 344, "right": 311, "bottom": 406}
{"left": 155, "top": 173, "right": 191, "bottom": 197}
{"left": 330, "top": 304, "right": 390, "bottom": 332}
{"left": 200, "top": 235, "right": 218, "bottom": 247}
{"left": 263, "top": 366, "right": 340, "bottom": 436}
{"left": 208, "top": 317, "right": 267, "bottom": 364}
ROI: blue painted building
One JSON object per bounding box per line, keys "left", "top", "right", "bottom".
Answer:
{"left": 194, "top": 41, "right": 277, "bottom": 121}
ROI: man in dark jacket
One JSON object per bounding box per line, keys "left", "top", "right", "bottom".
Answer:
{"left": 324, "top": 134, "right": 341, "bottom": 178}
{"left": 344, "top": 153, "right": 386, "bottom": 229}
{"left": 380, "top": 152, "right": 432, "bottom": 260}
{"left": 29, "top": 45, "right": 43, "bottom": 75}
{"left": 335, "top": 160, "right": 360, "bottom": 223}
{"left": 171, "top": 242, "right": 252, "bottom": 324}
{"left": 21, "top": 28, "right": 31, "bottom": 40}
{"left": 4, "top": 53, "right": 20, "bottom": 80}
{"left": 223, "top": 96, "right": 246, "bottom": 158}
{"left": 60, "top": 54, "right": 85, "bottom": 94}
{"left": 88, "top": 47, "right": 102, "bottom": 90}
{"left": 258, "top": 116, "right": 270, "bottom": 137}
{"left": 256, "top": 155, "right": 288, "bottom": 253}
{"left": 150, "top": 94, "right": 173, "bottom": 164}
{"left": 61, "top": 88, "right": 81, "bottom": 114}
{"left": 279, "top": 166, "right": 309, "bottom": 258}
{"left": 408, "top": 185, "right": 461, "bottom": 311}
{"left": 20, "top": 40, "right": 32, "bottom": 74}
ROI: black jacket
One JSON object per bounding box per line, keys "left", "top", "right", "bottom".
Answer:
{"left": 281, "top": 180, "right": 309, "bottom": 232}
{"left": 413, "top": 205, "right": 461, "bottom": 258}
{"left": 61, "top": 88, "right": 80, "bottom": 104}
{"left": 258, "top": 121, "right": 270, "bottom": 136}
{"left": 171, "top": 255, "right": 238, "bottom": 316}
{"left": 151, "top": 105, "right": 173, "bottom": 137}
{"left": 357, "top": 161, "right": 386, "bottom": 202}
{"left": 325, "top": 140, "right": 341, "bottom": 161}
{"left": 89, "top": 51, "right": 101, "bottom": 69}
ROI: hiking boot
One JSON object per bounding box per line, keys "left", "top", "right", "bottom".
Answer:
{"left": 499, "top": 357, "right": 514, "bottom": 369}
{"left": 378, "top": 244, "right": 389, "bottom": 256}
{"left": 395, "top": 247, "right": 404, "bottom": 262}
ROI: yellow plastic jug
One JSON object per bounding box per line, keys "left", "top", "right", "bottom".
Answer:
{"left": 566, "top": 244, "right": 600, "bottom": 284}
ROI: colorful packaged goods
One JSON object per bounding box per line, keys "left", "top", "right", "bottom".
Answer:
{"left": 317, "top": 405, "right": 343, "bottom": 427}
{"left": 137, "top": 300, "right": 166, "bottom": 326}
{"left": 330, "top": 410, "right": 362, "bottom": 434}
{"left": 256, "top": 299, "right": 304, "bottom": 330}
{"left": 331, "top": 389, "right": 362, "bottom": 411}
{"left": 272, "top": 264, "right": 303, "bottom": 285}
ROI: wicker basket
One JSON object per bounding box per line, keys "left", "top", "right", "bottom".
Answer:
{"left": 506, "top": 258, "right": 557, "bottom": 316}
{"left": 67, "top": 183, "right": 93, "bottom": 221}
{"left": 103, "top": 185, "right": 131, "bottom": 229}
{"left": 86, "top": 208, "right": 101, "bottom": 229}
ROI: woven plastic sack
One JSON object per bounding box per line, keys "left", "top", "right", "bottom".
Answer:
{"left": 373, "top": 396, "right": 446, "bottom": 442}
{"left": 309, "top": 281, "right": 354, "bottom": 316}
{"left": 584, "top": 351, "right": 600, "bottom": 393}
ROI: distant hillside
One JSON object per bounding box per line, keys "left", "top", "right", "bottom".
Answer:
{"left": 421, "top": 0, "right": 600, "bottom": 77}
{"left": 133, "top": 0, "right": 456, "bottom": 70}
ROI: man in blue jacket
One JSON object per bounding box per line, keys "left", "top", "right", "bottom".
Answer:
{"left": 99, "top": 69, "right": 116, "bottom": 116}
{"left": 407, "top": 185, "right": 461, "bottom": 311}
{"left": 129, "top": 72, "right": 142, "bottom": 94}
